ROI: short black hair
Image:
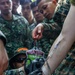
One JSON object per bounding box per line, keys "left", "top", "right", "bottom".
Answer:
{"left": 31, "top": 0, "right": 41, "bottom": 9}
{"left": 20, "top": 0, "right": 31, "bottom": 5}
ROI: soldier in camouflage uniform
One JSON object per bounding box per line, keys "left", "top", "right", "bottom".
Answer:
{"left": 30, "top": 1, "right": 51, "bottom": 57}
{"left": 32, "top": 0, "right": 75, "bottom": 74}
{"left": 20, "top": 0, "right": 36, "bottom": 31}
{"left": 31, "top": 0, "right": 61, "bottom": 50}
{"left": 0, "top": 0, "right": 33, "bottom": 58}
{"left": 31, "top": 1, "right": 45, "bottom": 24}
{"left": 32, "top": 0, "right": 70, "bottom": 55}
{"left": 12, "top": 0, "right": 21, "bottom": 15}
{"left": 4, "top": 48, "right": 28, "bottom": 75}
{"left": 4, "top": 66, "right": 26, "bottom": 75}
{"left": 38, "top": 0, "right": 70, "bottom": 40}
{"left": 9, "top": 48, "right": 28, "bottom": 69}
{"left": 0, "top": 31, "right": 8, "bottom": 75}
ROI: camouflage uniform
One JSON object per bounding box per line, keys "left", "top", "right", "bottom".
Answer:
{"left": 53, "top": 0, "right": 75, "bottom": 75}
{"left": 40, "top": 0, "right": 70, "bottom": 56}
{"left": 38, "top": 19, "right": 51, "bottom": 56}
{"left": 53, "top": 0, "right": 70, "bottom": 28}
{"left": 53, "top": 48, "right": 75, "bottom": 75}
{"left": 42, "top": 0, "right": 70, "bottom": 40}
{"left": 0, "top": 15, "right": 33, "bottom": 58}
{"left": 38, "top": 36, "right": 51, "bottom": 57}
{"left": 29, "top": 22, "right": 36, "bottom": 31}
{"left": 70, "top": 0, "right": 75, "bottom": 5}
{"left": 30, "top": 20, "right": 51, "bottom": 57}
{"left": 30, "top": 1, "right": 51, "bottom": 57}
{"left": 28, "top": 19, "right": 36, "bottom": 31}
{"left": 23, "top": 16, "right": 51, "bottom": 57}
{"left": 4, "top": 69, "right": 25, "bottom": 75}
{"left": 43, "top": 19, "right": 61, "bottom": 40}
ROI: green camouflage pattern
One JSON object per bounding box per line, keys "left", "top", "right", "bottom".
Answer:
{"left": 26, "top": 18, "right": 51, "bottom": 57}
{"left": 27, "top": 20, "right": 37, "bottom": 48}
{"left": 43, "top": 19, "right": 61, "bottom": 40}
{"left": 29, "top": 22, "right": 36, "bottom": 31}
{"left": 4, "top": 69, "right": 18, "bottom": 75}
{"left": 28, "top": 19, "right": 37, "bottom": 31}
{"left": 32, "top": 21, "right": 51, "bottom": 57}
{"left": 53, "top": 0, "right": 70, "bottom": 28}
{"left": 38, "top": 37, "right": 51, "bottom": 57}
{"left": 53, "top": 48, "right": 75, "bottom": 75}
{"left": 41, "top": 19, "right": 61, "bottom": 57}
{"left": 40, "top": 0, "right": 70, "bottom": 56}
{"left": 42, "top": 0, "right": 70, "bottom": 39}
{"left": 4, "top": 69, "right": 25, "bottom": 75}
{"left": 70, "top": 0, "right": 75, "bottom": 5}
{"left": 0, "top": 15, "right": 33, "bottom": 58}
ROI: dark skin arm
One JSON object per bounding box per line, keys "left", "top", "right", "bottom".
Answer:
{"left": 0, "top": 39, "right": 8, "bottom": 75}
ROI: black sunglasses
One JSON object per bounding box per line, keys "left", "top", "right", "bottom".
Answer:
{"left": 15, "top": 57, "right": 26, "bottom": 63}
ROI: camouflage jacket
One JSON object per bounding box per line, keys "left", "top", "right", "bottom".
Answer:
{"left": 42, "top": 0, "right": 70, "bottom": 40}
{"left": 38, "top": 36, "right": 51, "bottom": 57}
{"left": 28, "top": 19, "right": 36, "bottom": 31}
{"left": 43, "top": 19, "right": 61, "bottom": 40}
{"left": 0, "top": 15, "right": 33, "bottom": 58}
{"left": 4, "top": 68, "right": 25, "bottom": 75}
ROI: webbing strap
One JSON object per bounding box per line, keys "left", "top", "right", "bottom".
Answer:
{"left": 42, "top": 56, "right": 51, "bottom": 75}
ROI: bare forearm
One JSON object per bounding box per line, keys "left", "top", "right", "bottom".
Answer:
{"left": 0, "top": 40, "right": 8, "bottom": 75}
{"left": 42, "top": 4, "right": 75, "bottom": 74}
{"left": 47, "top": 33, "right": 74, "bottom": 73}
{"left": 42, "top": 33, "right": 74, "bottom": 75}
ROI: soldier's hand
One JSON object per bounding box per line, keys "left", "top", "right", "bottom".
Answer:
{"left": 32, "top": 23, "right": 44, "bottom": 40}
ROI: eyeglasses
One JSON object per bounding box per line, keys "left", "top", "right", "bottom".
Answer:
{"left": 15, "top": 57, "right": 26, "bottom": 63}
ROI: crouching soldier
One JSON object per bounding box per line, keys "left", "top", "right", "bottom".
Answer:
{"left": 4, "top": 48, "right": 28, "bottom": 75}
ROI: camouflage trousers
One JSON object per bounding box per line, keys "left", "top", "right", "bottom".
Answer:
{"left": 53, "top": 48, "right": 75, "bottom": 75}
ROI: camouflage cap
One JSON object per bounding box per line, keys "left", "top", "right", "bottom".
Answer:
{"left": 9, "top": 47, "right": 28, "bottom": 69}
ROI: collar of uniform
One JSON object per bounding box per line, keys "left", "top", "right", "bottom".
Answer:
{"left": 0, "top": 14, "right": 21, "bottom": 21}
{"left": 12, "top": 15, "right": 21, "bottom": 21}
{"left": 44, "top": 18, "right": 53, "bottom": 23}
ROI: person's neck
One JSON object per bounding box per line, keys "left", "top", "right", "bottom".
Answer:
{"left": 1, "top": 13, "right": 12, "bottom": 21}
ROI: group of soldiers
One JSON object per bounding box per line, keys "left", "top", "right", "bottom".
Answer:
{"left": 0, "top": 0, "right": 75, "bottom": 75}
